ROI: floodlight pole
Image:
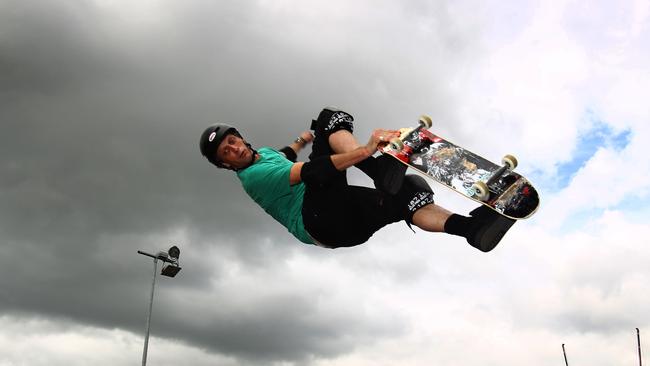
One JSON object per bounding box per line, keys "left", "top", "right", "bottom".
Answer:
{"left": 638, "top": 328, "right": 643, "bottom": 366}
{"left": 562, "top": 343, "right": 569, "bottom": 366}
{"left": 137, "top": 249, "right": 180, "bottom": 366}
{"left": 143, "top": 256, "right": 158, "bottom": 366}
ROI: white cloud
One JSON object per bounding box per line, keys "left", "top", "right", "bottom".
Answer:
{"left": 450, "top": 1, "right": 589, "bottom": 173}
{"left": 0, "top": 316, "right": 239, "bottom": 366}
{"left": 303, "top": 209, "right": 650, "bottom": 366}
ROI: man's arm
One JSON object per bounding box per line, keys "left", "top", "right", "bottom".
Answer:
{"left": 289, "top": 129, "right": 394, "bottom": 185}
{"left": 288, "top": 146, "right": 372, "bottom": 185}
{"left": 279, "top": 131, "right": 314, "bottom": 162}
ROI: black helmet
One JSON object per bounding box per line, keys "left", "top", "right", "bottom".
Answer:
{"left": 199, "top": 123, "right": 239, "bottom": 166}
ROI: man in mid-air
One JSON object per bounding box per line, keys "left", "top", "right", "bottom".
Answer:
{"left": 200, "top": 107, "right": 515, "bottom": 251}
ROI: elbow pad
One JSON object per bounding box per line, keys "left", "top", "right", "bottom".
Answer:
{"left": 279, "top": 146, "right": 297, "bottom": 162}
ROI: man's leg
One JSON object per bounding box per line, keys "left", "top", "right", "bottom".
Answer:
{"left": 395, "top": 174, "right": 515, "bottom": 252}
{"left": 411, "top": 204, "right": 453, "bottom": 232}
{"left": 412, "top": 204, "right": 516, "bottom": 252}
{"left": 311, "top": 107, "right": 406, "bottom": 194}
{"left": 328, "top": 129, "right": 362, "bottom": 154}
{"left": 309, "top": 107, "right": 357, "bottom": 158}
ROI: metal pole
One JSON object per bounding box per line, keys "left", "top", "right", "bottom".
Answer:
{"left": 562, "top": 343, "right": 569, "bottom": 366}
{"left": 638, "top": 328, "right": 643, "bottom": 366}
{"left": 142, "top": 258, "right": 158, "bottom": 366}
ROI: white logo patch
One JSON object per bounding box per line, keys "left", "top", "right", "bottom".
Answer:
{"left": 208, "top": 132, "right": 217, "bottom": 142}
{"left": 407, "top": 192, "right": 433, "bottom": 212}
{"left": 325, "top": 112, "right": 354, "bottom": 132}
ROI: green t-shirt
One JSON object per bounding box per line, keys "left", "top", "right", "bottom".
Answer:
{"left": 236, "top": 147, "right": 314, "bottom": 244}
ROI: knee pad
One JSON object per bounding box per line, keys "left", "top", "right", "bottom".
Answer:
{"left": 404, "top": 175, "right": 432, "bottom": 195}
{"left": 399, "top": 175, "right": 435, "bottom": 222}
{"left": 311, "top": 107, "right": 354, "bottom": 134}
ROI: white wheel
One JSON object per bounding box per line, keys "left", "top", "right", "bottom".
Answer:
{"left": 501, "top": 154, "right": 518, "bottom": 170}
{"left": 418, "top": 115, "right": 433, "bottom": 129}
{"left": 472, "top": 181, "right": 490, "bottom": 201}
{"left": 389, "top": 138, "right": 404, "bottom": 152}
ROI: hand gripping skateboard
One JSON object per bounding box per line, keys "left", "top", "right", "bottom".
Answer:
{"left": 381, "top": 116, "right": 540, "bottom": 219}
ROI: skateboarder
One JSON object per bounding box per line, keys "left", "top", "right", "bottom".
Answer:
{"left": 199, "top": 107, "right": 515, "bottom": 252}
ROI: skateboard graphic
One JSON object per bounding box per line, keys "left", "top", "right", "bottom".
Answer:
{"left": 381, "top": 116, "right": 539, "bottom": 220}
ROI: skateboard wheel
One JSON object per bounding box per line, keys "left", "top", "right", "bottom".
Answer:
{"left": 472, "top": 181, "right": 490, "bottom": 201}
{"left": 501, "top": 154, "right": 518, "bottom": 170}
{"left": 419, "top": 115, "right": 433, "bottom": 129}
{"left": 389, "top": 138, "right": 404, "bottom": 152}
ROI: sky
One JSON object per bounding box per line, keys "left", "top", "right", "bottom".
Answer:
{"left": 1, "top": 0, "right": 649, "bottom": 365}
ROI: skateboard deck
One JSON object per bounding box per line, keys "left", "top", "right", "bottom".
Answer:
{"left": 381, "top": 118, "right": 539, "bottom": 219}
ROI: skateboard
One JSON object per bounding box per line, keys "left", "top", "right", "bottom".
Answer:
{"left": 381, "top": 116, "right": 539, "bottom": 220}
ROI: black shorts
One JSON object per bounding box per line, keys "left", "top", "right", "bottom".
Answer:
{"left": 301, "top": 107, "right": 434, "bottom": 248}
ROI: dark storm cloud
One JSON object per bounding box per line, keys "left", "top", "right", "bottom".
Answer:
{"left": 0, "top": 0, "right": 285, "bottom": 252}
{"left": 150, "top": 283, "right": 406, "bottom": 363}
{"left": 0, "top": 0, "right": 470, "bottom": 362}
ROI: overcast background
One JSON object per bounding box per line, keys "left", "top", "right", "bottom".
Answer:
{"left": 1, "top": 0, "right": 649, "bottom": 365}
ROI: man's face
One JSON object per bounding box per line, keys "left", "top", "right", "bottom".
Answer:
{"left": 215, "top": 133, "right": 253, "bottom": 169}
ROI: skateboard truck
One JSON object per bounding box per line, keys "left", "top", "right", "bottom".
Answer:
{"left": 471, "top": 155, "right": 518, "bottom": 201}
{"left": 389, "top": 115, "right": 433, "bottom": 151}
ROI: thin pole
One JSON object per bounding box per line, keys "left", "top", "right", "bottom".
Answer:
{"left": 562, "top": 343, "right": 569, "bottom": 366}
{"left": 142, "top": 258, "right": 158, "bottom": 366}
{"left": 638, "top": 328, "right": 643, "bottom": 366}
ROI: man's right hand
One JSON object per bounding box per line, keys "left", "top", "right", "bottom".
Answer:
{"left": 366, "top": 129, "right": 400, "bottom": 154}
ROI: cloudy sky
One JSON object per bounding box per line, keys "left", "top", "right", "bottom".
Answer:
{"left": 1, "top": 0, "right": 649, "bottom": 365}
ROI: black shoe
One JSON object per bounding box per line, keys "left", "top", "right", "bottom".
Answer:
{"left": 373, "top": 155, "right": 408, "bottom": 195}
{"left": 466, "top": 206, "right": 516, "bottom": 252}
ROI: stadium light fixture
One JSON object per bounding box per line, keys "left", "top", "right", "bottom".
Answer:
{"left": 137, "top": 245, "right": 182, "bottom": 366}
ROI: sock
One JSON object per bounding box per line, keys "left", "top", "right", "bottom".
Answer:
{"left": 443, "top": 214, "right": 472, "bottom": 238}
